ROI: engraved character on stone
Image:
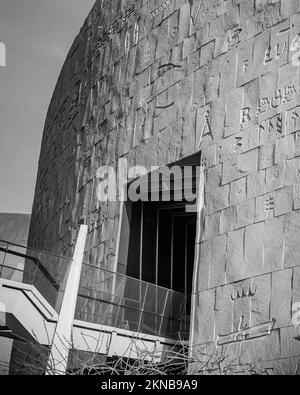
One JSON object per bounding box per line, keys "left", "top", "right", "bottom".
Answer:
{"left": 271, "top": 89, "right": 282, "bottom": 108}
{"left": 264, "top": 46, "right": 273, "bottom": 65}
{"left": 256, "top": 97, "right": 270, "bottom": 115}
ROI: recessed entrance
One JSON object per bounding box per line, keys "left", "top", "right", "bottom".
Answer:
{"left": 116, "top": 153, "right": 201, "bottom": 339}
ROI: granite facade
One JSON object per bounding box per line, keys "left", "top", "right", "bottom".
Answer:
{"left": 28, "top": 0, "right": 300, "bottom": 373}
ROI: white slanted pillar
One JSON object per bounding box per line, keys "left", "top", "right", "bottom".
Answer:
{"left": 189, "top": 164, "right": 205, "bottom": 361}
{"left": 46, "top": 225, "right": 88, "bottom": 375}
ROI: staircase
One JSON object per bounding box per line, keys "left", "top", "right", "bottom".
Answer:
{"left": 0, "top": 237, "right": 189, "bottom": 373}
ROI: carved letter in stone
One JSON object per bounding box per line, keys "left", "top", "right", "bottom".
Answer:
{"left": 217, "top": 319, "right": 276, "bottom": 347}
{"left": 241, "top": 107, "right": 251, "bottom": 124}
{"left": 198, "top": 110, "right": 213, "bottom": 149}
{"left": 231, "top": 284, "right": 257, "bottom": 301}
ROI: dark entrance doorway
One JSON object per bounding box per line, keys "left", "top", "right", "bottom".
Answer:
{"left": 116, "top": 153, "right": 201, "bottom": 338}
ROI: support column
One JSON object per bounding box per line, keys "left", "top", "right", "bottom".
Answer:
{"left": 189, "top": 165, "right": 205, "bottom": 360}
{"left": 46, "top": 225, "right": 88, "bottom": 375}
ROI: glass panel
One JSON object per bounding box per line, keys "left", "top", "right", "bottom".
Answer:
{"left": 140, "top": 311, "right": 160, "bottom": 336}
{"left": 2, "top": 246, "right": 25, "bottom": 281}
{"left": 125, "top": 202, "right": 142, "bottom": 278}
{"left": 142, "top": 204, "right": 157, "bottom": 284}
{"left": 172, "top": 217, "right": 186, "bottom": 293}
{"left": 76, "top": 264, "right": 189, "bottom": 341}
{"left": 0, "top": 241, "right": 72, "bottom": 313}
{"left": 157, "top": 209, "right": 172, "bottom": 289}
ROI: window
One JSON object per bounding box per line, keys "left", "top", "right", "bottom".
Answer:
{"left": 117, "top": 153, "right": 201, "bottom": 310}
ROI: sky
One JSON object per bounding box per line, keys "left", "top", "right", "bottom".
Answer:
{"left": 0, "top": 0, "right": 95, "bottom": 214}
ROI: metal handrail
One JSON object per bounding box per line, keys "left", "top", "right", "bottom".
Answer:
{"left": 0, "top": 239, "right": 190, "bottom": 339}
{"left": 0, "top": 238, "right": 72, "bottom": 260}
{"left": 82, "top": 261, "right": 191, "bottom": 297}
{"left": 0, "top": 246, "right": 60, "bottom": 290}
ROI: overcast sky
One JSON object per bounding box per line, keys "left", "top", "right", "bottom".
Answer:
{"left": 0, "top": 0, "right": 95, "bottom": 214}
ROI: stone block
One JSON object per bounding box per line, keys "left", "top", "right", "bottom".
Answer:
{"left": 295, "top": 131, "right": 300, "bottom": 157}
{"left": 215, "top": 284, "right": 234, "bottom": 336}
{"left": 217, "top": 134, "right": 240, "bottom": 164}
{"left": 183, "top": 34, "right": 196, "bottom": 60}
{"left": 188, "top": 50, "right": 201, "bottom": 76}
{"left": 236, "top": 37, "right": 255, "bottom": 87}
{"left": 202, "top": 211, "right": 220, "bottom": 241}
{"left": 250, "top": 274, "right": 272, "bottom": 327}
{"left": 226, "top": 228, "right": 245, "bottom": 283}
{"left": 274, "top": 135, "right": 295, "bottom": 165}
{"left": 269, "top": 19, "right": 290, "bottom": 72}
{"left": 292, "top": 266, "right": 300, "bottom": 304}
{"left": 290, "top": 12, "right": 300, "bottom": 64}
{"left": 224, "top": 88, "right": 244, "bottom": 138}
{"left": 204, "top": 56, "right": 222, "bottom": 104}
{"left": 195, "top": 23, "right": 211, "bottom": 49}
{"left": 254, "top": 0, "right": 267, "bottom": 14}
{"left": 255, "top": 192, "right": 275, "bottom": 222}
{"left": 196, "top": 240, "right": 211, "bottom": 292}
{"left": 294, "top": 183, "right": 300, "bottom": 210}
{"left": 245, "top": 123, "right": 260, "bottom": 151}
{"left": 286, "top": 106, "right": 300, "bottom": 137}
{"left": 240, "top": 0, "right": 255, "bottom": 19}
{"left": 233, "top": 287, "right": 251, "bottom": 332}
{"left": 216, "top": 0, "right": 229, "bottom": 17}
{"left": 258, "top": 113, "right": 285, "bottom": 145}
{"left": 266, "top": 163, "right": 286, "bottom": 192}
{"left": 257, "top": 71, "right": 279, "bottom": 123}
{"left": 268, "top": 358, "right": 300, "bottom": 375}
{"left": 219, "top": 49, "right": 238, "bottom": 98}
{"left": 200, "top": 40, "right": 215, "bottom": 67}
{"left": 209, "top": 234, "right": 227, "bottom": 288}
{"left": 214, "top": 33, "right": 229, "bottom": 58}
{"left": 236, "top": 199, "right": 255, "bottom": 229}
{"left": 253, "top": 29, "right": 271, "bottom": 79}
{"left": 206, "top": 164, "right": 222, "bottom": 191}
{"left": 275, "top": 186, "right": 293, "bottom": 216}
{"left": 242, "top": 78, "right": 261, "bottom": 130}
{"left": 210, "top": 97, "right": 226, "bottom": 143}
{"left": 278, "top": 62, "right": 299, "bottom": 113}
{"left": 196, "top": 104, "right": 213, "bottom": 148}
{"left": 178, "top": 2, "right": 191, "bottom": 43}
{"left": 285, "top": 157, "right": 300, "bottom": 186}
{"left": 230, "top": 177, "right": 247, "bottom": 206}
{"left": 220, "top": 205, "right": 237, "bottom": 234}
{"left": 207, "top": 184, "right": 230, "bottom": 214}
{"left": 260, "top": 330, "right": 282, "bottom": 363}
{"left": 271, "top": 269, "right": 293, "bottom": 328}
{"left": 167, "top": 8, "right": 180, "bottom": 47}
{"left": 156, "top": 18, "right": 170, "bottom": 60}
{"left": 284, "top": 211, "right": 300, "bottom": 268}
{"left": 258, "top": 142, "right": 275, "bottom": 170}
{"left": 244, "top": 222, "right": 264, "bottom": 279}
{"left": 264, "top": 217, "right": 284, "bottom": 273}
{"left": 281, "top": 0, "right": 300, "bottom": 19}
{"left": 201, "top": 144, "right": 217, "bottom": 169}
{"left": 176, "top": 73, "right": 194, "bottom": 117}
{"left": 247, "top": 169, "right": 266, "bottom": 199}
{"left": 222, "top": 148, "right": 258, "bottom": 184}
{"left": 280, "top": 326, "right": 300, "bottom": 358}
{"left": 193, "top": 289, "right": 216, "bottom": 344}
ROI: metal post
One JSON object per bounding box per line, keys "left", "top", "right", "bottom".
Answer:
{"left": 0, "top": 243, "right": 8, "bottom": 278}
{"left": 46, "top": 225, "right": 88, "bottom": 375}
{"left": 138, "top": 282, "right": 148, "bottom": 333}
{"left": 158, "top": 289, "right": 169, "bottom": 337}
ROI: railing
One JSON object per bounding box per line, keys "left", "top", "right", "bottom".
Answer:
{"left": 0, "top": 239, "right": 72, "bottom": 313}
{"left": 76, "top": 263, "right": 190, "bottom": 341}
{"left": 0, "top": 239, "right": 190, "bottom": 341}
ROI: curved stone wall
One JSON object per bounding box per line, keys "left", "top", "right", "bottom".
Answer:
{"left": 29, "top": 0, "right": 300, "bottom": 373}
